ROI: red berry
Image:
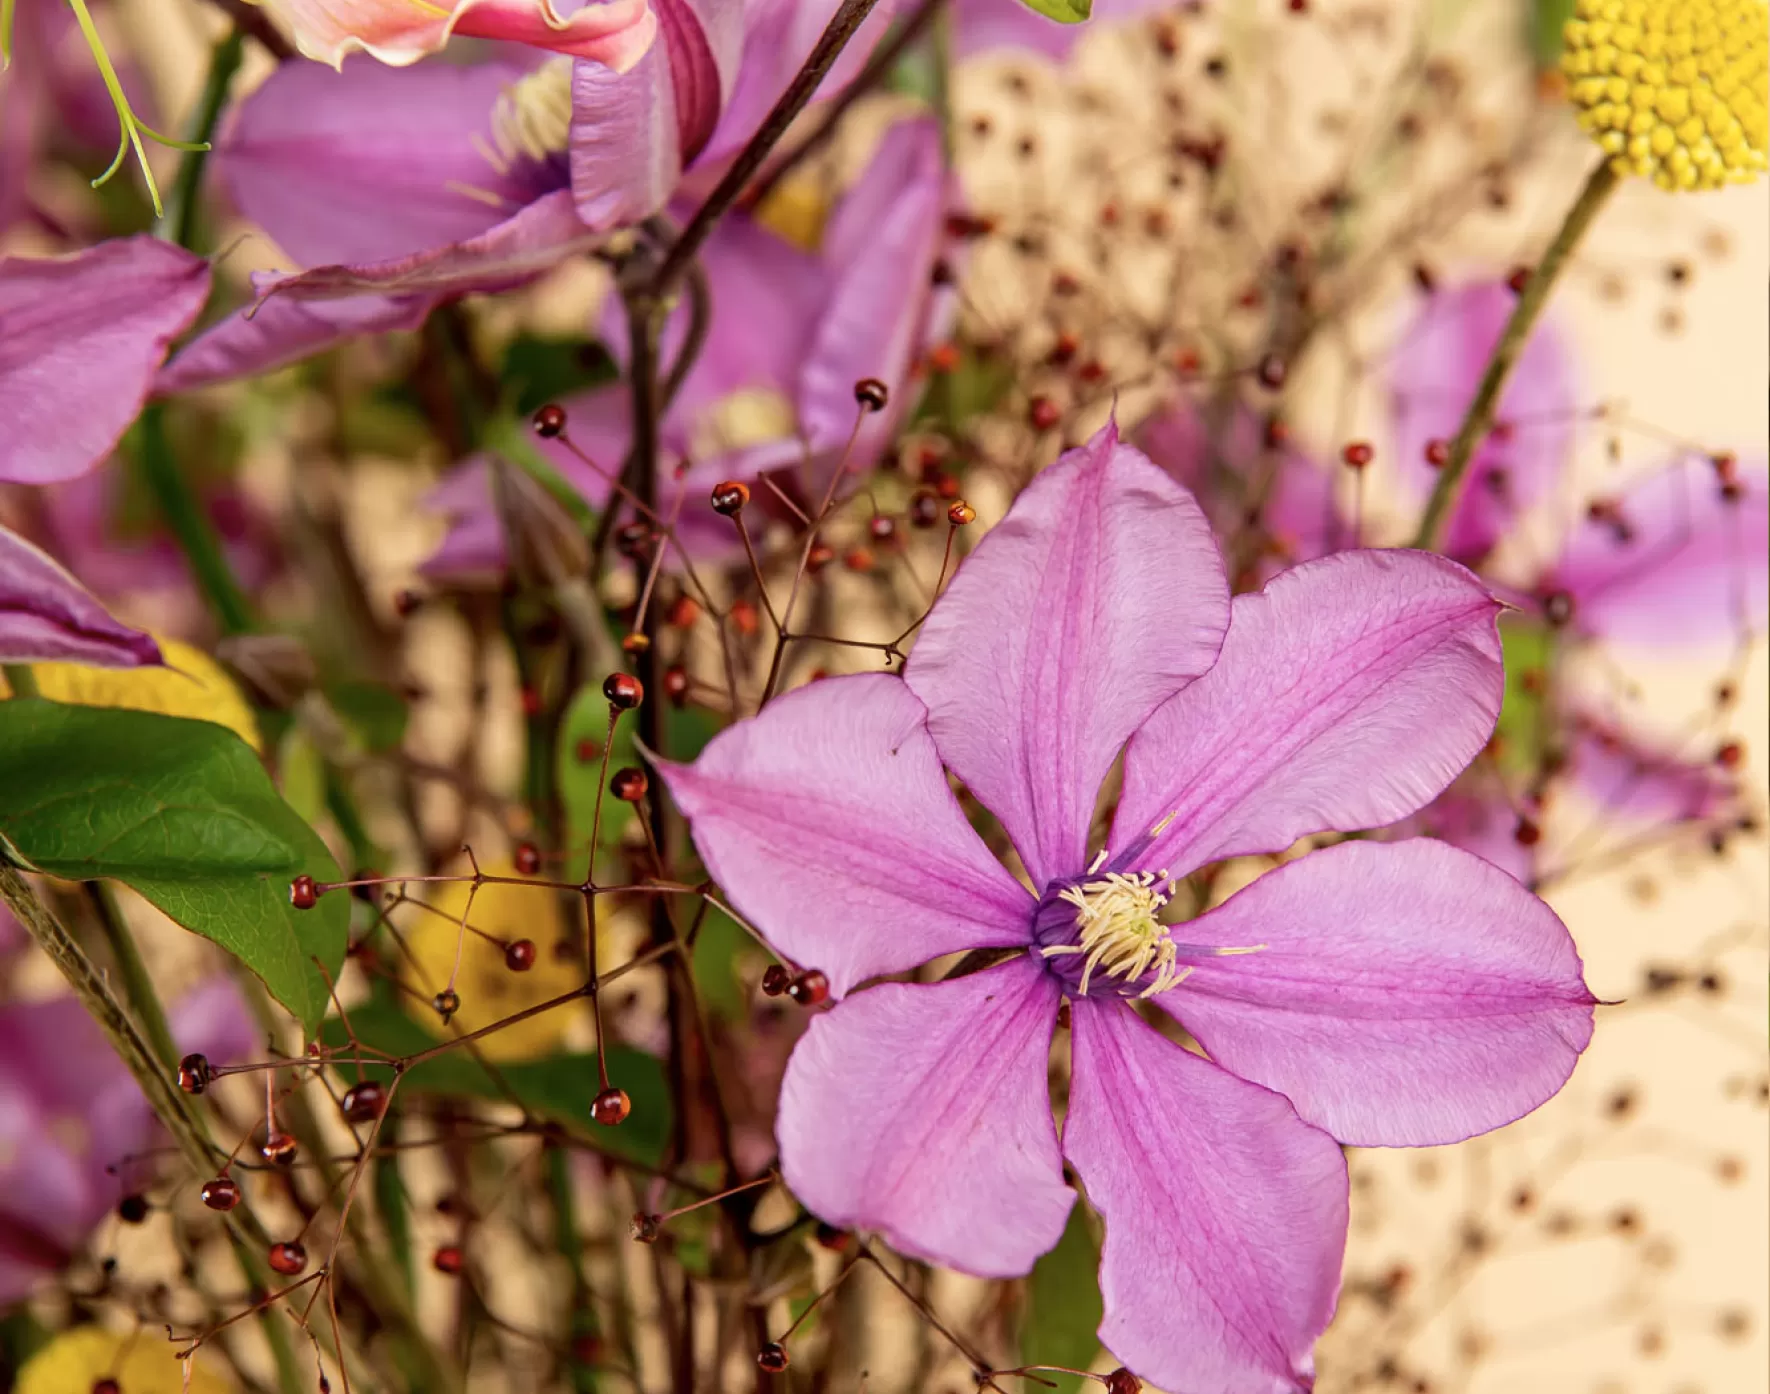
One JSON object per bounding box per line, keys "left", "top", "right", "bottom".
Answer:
{"left": 1028, "top": 395, "right": 1061, "bottom": 431}
{"left": 289, "top": 875, "right": 317, "bottom": 910}
{"left": 1513, "top": 817, "right": 1542, "bottom": 847}
{"left": 591, "top": 1087, "right": 631, "bottom": 1126}
{"left": 806, "top": 541, "right": 835, "bottom": 573}
{"left": 869, "top": 515, "right": 897, "bottom": 543}
{"left": 1341, "top": 441, "right": 1374, "bottom": 468}
{"left": 761, "top": 964, "right": 791, "bottom": 997}
{"left": 201, "top": 1176, "right": 240, "bottom": 1211}
{"left": 94, "top": 1380, "right": 121, "bottom": 1394}
{"left": 1716, "top": 741, "right": 1743, "bottom": 769}
{"left": 757, "top": 1343, "right": 790, "bottom": 1373}
{"left": 268, "top": 1241, "right": 308, "bottom": 1276}
{"left": 515, "top": 842, "right": 542, "bottom": 876}
{"left": 532, "top": 403, "right": 567, "bottom": 439}
{"left": 505, "top": 938, "right": 537, "bottom": 971}
{"left": 261, "top": 1130, "right": 298, "bottom": 1166}
{"left": 610, "top": 767, "right": 648, "bottom": 802}
{"left": 1105, "top": 1370, "right": 1142, "bottom": 1394}
{"left": 1424, "top": 439, "right": 1450, "bottom": 467}
{"left": 177, "top": 1053, "right": 212, "bottom": 1095}
{"left": 393, "top": 588, "right": 422, "bottom": 618}
{"left": 667, "top": 594, "right": 701, "bottom": 628}
{"left": 663, "top": 666, "right": 690, "bottom": 705}
{"left": 343, "top": 1081, "right": 387, "bottom": 1124}
{"left": 520, "top": 685, "right": 544, "bottom": 718}
{"left": 787, "top": 970, "right": 829, "bottom": 1006}
{"left": 710, "top": 480, "right": 750, "bottom": 516}
{"left": 814, "top": 1221, "right": 850, "bottom": 1251}
{"left": 433, "top": 1245, "right": 464, "bottom": 1275}
{"left": 1541, "top": 590, "right": 1575, "bottom": 627}
{"left": 854, "top": 378, "right": 889, "bottom": 412}
{"left": 603, "top": 672, "right": 644, "bottom": 710}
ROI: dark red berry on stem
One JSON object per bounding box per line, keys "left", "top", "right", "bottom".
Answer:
{"left": 621, "top": 632, "right": 651, "bottom": 655}
{"left": 1514, "top": 817, "right": 1542, "bottom": 847}
{"left": 433, "top": 989, "right": 461, "bottom": 1022}
{"left": 268, "top": 1241, "right": 308, "bottom": 1276}
{"left": 261, "top": 1131, "right": 298, "bottom": 1166}
{"left": 505, "top": 938, "right": 537, "bottom": 972}
{"left": 515, "top": 842, "right": 542, "bottom": 876}
{"left": 177, "top": 1053, "right": 212, "bottom": 1094}
{"left": 611, "top": 767, "right": 648, "bottom": 802}
{"left": 761, "top": 964, "right": 791, "bottom": 997}
{"left": 343, "top": 1081, "right": 387, "bottom": 1124}
{"left": 854, "top": 378, "right": 889, "bottom": 412}
{"left": 814, "top": 1221, "right": 850, "bottom": 1251}
{"left": 591, "top": 1087, "right": 631, "bottom": 1126}
{"left": 1028, "top": 395, "right": 1061, "bottom": 431}
{"left": 667, "top": 595, "right": 700, "bottom": 628}
{"left": 1424, "top": 438, "right": 1450, "bottom": 467}
{"left": 117, "top": 1193, "right": 149, "bottom": 1224}
{"left": 290, "top": 875, "right": 317, "bottom": 910}
{"left": 433, "top": 1245, "right": 464, "bottom": 1275}
{"left": 615, "top": 521, "right": 653, "bottom": 561}
{"left": 1506, "top": 265, "right": 1532, "bottom": 295}
{"left": 663, "top": 666, "right": 690, "bottom": 705}
{"left": 756, "top": 1343, "right": 790, "bottom": 1373}
{"left": 1341, "top": 441, "right": 1374, "bottom": 468}
{"left": 532, "top": 403, "right": 567, "bottom": 438}
{"left": 1105, "top": 1370, "right": 1142, "bottom": 1394}
{"left": 201, "top": 1176, "right": 240, "bottom": 1211}
{"left": 631, "top": 1212, "right": 661, "bottom": 1244}
{"left": 1716, "top": 741, "right": 1743, "bottom": 769}
{"left": 947, "top": 500, "right": 976, "bottom": 526}
{"left": 603, "top": 672, "right": 644, "bottom": 710}
{"left": 787, "top": 970, "right": 829, "bottom": 1006}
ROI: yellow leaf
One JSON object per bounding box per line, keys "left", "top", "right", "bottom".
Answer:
{"left": 17, "top": 1326, "right": 233, "bottom": 1394}
{"left": 3, "top": 637, "right": 261, "bottom": 752}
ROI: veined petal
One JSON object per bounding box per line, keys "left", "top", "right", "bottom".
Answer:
{"left": 0, "top": 237, "right": 209, "bottom": 485}
{"left": 777, "top": 959, "right": 1071, "bottom": 1277}
{"left": 797, "top": 118, "right": 945, "bottom": 465}
{"left": 249, "top": 189, "right": 593, "bottom": 302}
{"left": 1065, "top": 999, "right": 1346, "bottom": 1394}
{"left": 156, "top": 295, "right": 434, "bottom": 395}
{"left": 1114, "top": 549, "right": 1502, "bottom": 877}
{"left": 218, "top": 56, "right": 562, "bottom": 270}
{"left": 260, "top": 0, "right": 657, "bottom": 70}
{"left": 657, "top": 673, "right": 1033, "bottom": 998}
{"left": 1390, "top": 282, "right": 1578, "bottom": 561}
{"left": 0, "top": 526, "right": 162, "bottom": 668}
{"left": 1547, "top": 459, "right": 1768, "bottom": 647}
{"left": 905, "top": 423, "right": 1230, "bottom": 888}
{"left": 1158, "top": 839, "right": 1595, "bottom": 1147}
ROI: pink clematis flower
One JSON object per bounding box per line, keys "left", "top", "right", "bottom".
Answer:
{"left": 0, "top": 981, "right": 256, "bottom": 1303}
{"left": 658, "top": 421, "right": 1596, "bottom": 1393}
{"left": 253, "top": 0, "right": 658, "bottom": 70}
{"left": 422, "top": 116, "right": 948, "bottom": 575}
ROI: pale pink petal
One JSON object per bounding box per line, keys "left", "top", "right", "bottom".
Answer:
{"left": 905, "top": 422, "right": 1229, "bottom": 888}
{"left": 1390, "top": 282, "right": 1579, "bottom": 561}
{"left": 570, "top": 25, "right": 684, "bottom": 227}
{"left": 1065, "top": 999, "right": 1346, "bottom": 1394}
{"left": 0, "top": 525, "right": 162, "bottom": 668}
{"left": 1158, "top": 839, "right": 1595, "bottom": 1147}
{"left": 0, "top": 237, "right": 210, "bottom": 485}
{"left": 156, "top": 295, "right": 434, "bottom": 395}
{"left": 260, "top": 0, "right": 657, "bottom": 69}
{"left": 777, "top": 958, "right": 1071, "bottom": 1277}
{"left": 657, "top": 673, "right": 1033, "bottom": 997}
{"left": 1114, "top": 549, "right": 1502, "bottom": 877}
{"left": 1547, "top": 459, "right": 1769, "bottom": 647}
{"left": 249, "top": 189, "right": 593, "bottom": 302}
{"left": 217, "top": 56, "right": 559, "bottom": 270}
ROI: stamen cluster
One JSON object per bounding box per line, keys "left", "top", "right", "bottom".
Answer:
{"left": 1043, "top": 864, "right": 1185, "bottom": 998}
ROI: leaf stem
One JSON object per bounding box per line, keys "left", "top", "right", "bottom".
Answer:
{"left": 85, "top": 880, "right": 179, "bottom": 1070}
{"left": 135, "top": 405, "right": 254, "bottom": 635}
{"left": 163, "top": 25, "right": 245, "bottom": 252}
{"left": 1410, "top": 158, "right": 1618, "bottom": 551}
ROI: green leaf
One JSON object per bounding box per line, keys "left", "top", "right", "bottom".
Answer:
{"left": 326, "top": 680, "right": 409, "bottom": 753}
{"left": 499, "top": 333, "right": 618, "bottom": 415}
{"left": 0, "top": 701, "right": 348, "bottom": 1034}
{"left": 1527, "top": 0, "right": 1577, "bottom": 68}
{"left": 322, "top": 997, "right": 671, "bottom": 1165}
{"left": 557, "top": 683, "right": 641, "bottom": 877}
{"left": 1014, "top": 0, "right": 1090, "bottom": 22}
{"left": 1023, "top": 1204, "right": 1102, "bottom": 1391}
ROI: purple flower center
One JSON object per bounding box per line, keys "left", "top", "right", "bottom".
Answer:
{"left": 1031, "top": 857, "right": 1186, "bottom": 999}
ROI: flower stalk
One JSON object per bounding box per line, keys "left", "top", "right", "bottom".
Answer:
{"left": 1411, "top": 157, "right": 1618, "bottom": 550}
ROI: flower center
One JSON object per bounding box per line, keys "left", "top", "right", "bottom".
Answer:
{"left": 490, "top": 59, "right": 575, "bottom": 167}
{"left": 1039, "top": 857, "right": 1187, "bottom": 998}
{"left": 689, "top": 386, "right": 800, "bottom": 459}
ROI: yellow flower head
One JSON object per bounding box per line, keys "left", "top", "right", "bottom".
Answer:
{"left": 17, "top": 1326, "right": 233, "bottom": 1394}
{"left": 1562, "top": 0, "right": 1770, "bottom": 190}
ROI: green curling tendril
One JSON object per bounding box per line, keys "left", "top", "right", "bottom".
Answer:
{"left": 63, "top": 0, "right": 211, "bottom": 218}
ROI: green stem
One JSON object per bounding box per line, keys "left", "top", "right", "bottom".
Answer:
{"left": 136, "top": 406, "right": 254, "bottom": 635}
{"left": 85, "top": 881, "right": 179, "bottom": 1070}
{"left": 163, "top": 26, "right": 245, "bottom": 252}
{"left": 2, "top": 664, "right": 39, "bottom": 697}
{"left": 1411, "top": 158, "right": 1618, "bottom": 551}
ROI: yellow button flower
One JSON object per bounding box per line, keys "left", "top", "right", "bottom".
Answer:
{"left": 16, "top": 1326, "right": 233, "bottom": 1394}
{"left": 1562, "top": 0, "right": 1769, "bottom": 189}
{"left": 2, "top": 637, "right": 261, "bottom": 751}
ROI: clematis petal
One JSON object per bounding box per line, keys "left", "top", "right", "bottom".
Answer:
{"left": 250, "top": 189, "right": 594, "bottom": 303}
{"left": 257, "top": 0, "right": 657, "bottom": 70}
{"left": 657, "top": 673, "right": 1033, "bottom": 997}
{"left": 1546, "top": 459, "right": 1769, "bottom": 647}
{"left": 156, "top": 295, "right": 434, "bottom": 395}
{"left": 0, "top": 237, "right": 209, "bottom": 485}
{"left": 1565, "top": 706, "right": 1738, "bottom": 826}
{"left": 1115, "top": 549, "right": 1502, "bottom": 877}
{"left": 905, "top": 423, "right": 1229, "bottom": 888}
{"left": 1065, "top": 999, "right": 1347, "bottom": 1394}
{"left": 797, "top": 118, "right": 945, "bottom": 466}
{"left": 1390, "top": 282, "right": 1578, "bottom": 561}
{"left": 0, "top": 527, "right": 162, "bottom": 668}
{"left": 1157, "top": 839, "right": 1595, "bottom": 1147}
{"left": 777, "top": 958, "right": 1071, "bottom": 1277}
{"left": 218, "top": 56, "right": 562, "bottom": 270}
{"left": 1403, "top": 785, "right": 1538, "bottom": 883}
